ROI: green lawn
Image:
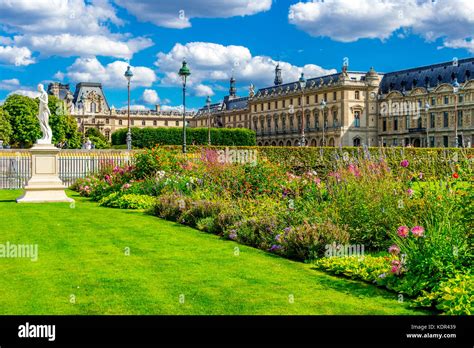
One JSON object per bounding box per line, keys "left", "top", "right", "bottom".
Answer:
{"left": 0, "top": 190, "right": 430, "bottom": 315}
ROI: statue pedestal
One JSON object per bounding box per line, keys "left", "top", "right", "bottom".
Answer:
{"left": 17, "top": 144, "right": 74, "bottom": 203}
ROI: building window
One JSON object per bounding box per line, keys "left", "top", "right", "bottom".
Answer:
{"left": 92, "top": 118, "right": 95, "bottom": 124}
{"left": 458, "top": 110, "right": 463, "bottom": 127}
{"left": 105, "top": 130, "right": 110, "bottom": 139}
{"left": 290, "top": 98, "right": 293, "bottom": 107}
{"left": 458, "top": 95, "right": 464, "bottom": 103}
{"left": 90, "top": 102, "right": 96, "bottom": 113}
{"left": 165, "top": 120, "right": 168, "bottom": 126}
{"left": 176, "top": 121, "right": 179, "bottom": 126}
{"left": 119, "top": 120, "right": 122, "bottom": 126}
{"left": 430, "top": 112, "right": 435, "bottom": 128}
{"left": 131, "top": 120, "right": 134, "bottom": 125}
{"left": 394, "top": 117, "right": 398, "bottom": 131}
{"left": 393, "top": 139, "right": 398, "bottom": 146}
{"left": 444, "top": 96, "right": 449, "bottom": 105}
{"left": 354, "top": 111, "right": 360, "bottom": 128}
{"left": 267, "top": 102, "right": 271, "bottom": 110}
{"left": 431, "top": 97, "right": 436, "bottom": 106}
{"left": 383, "top": 119, "right": 387, "bottom": 132}
{"left": 315, "top": 95, "right": 318, "bottom": 103}
{"left": 298, "top": 97, "right": 301, "bottom": 106}
{"left": 355, "top": 91, "right": 360, "bottom": 100}
{"left": 406, "top": 115, "right": 410, "bottom": 129}
{"left": 429, "top": 136, "right": 435, "bottom": 147}
{"left": 260, "top": 104, "right": 264, "bottom": 111}
{"left": 153, "top": 120, "right": 157, "bottom": 126}
{"left": 282, "top": 100, "right": 286, "bottom": 108}
{"left": 443, "top": 136, "right": 449, "bottom": 147}
{"left": 253, "top": 105, "right": 257, "bottom": 112}
{"left": 142, "top": 120, "right": 145, "bottom": 126}
{"left": 274, "top": 101, "right": 278, "bottom": 109}
{"left": 324, "top": 93, "right": 327, "bottom": 102}
{"left": 333, "top": 92, "right": 337, "bottom": 101}
{"left": 443, "top": 112, "right": 449, "bottom": 127}
{"left": 106, "top": 118, "right": 109, "bottom": 124}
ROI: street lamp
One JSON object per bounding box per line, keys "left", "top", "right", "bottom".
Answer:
{"left": 424, "top": 102, "right": 430, "bottom": 147}
{"left": 206, "top": 95, "right": 211, "bottom": 145}
{"left": 452, "top": 78, "right": 460, "bottom": 148}
{"left": 320, "top": 100, "right": 327, "bottom": 146}
{"left": 299, "top": 73, "right": 307, "bottom": 146}
{"left": 178, "top": 59, "right": 191, "bottom": 154}
{"left": 124, "top": 65, "right": 133, "bottom": 150}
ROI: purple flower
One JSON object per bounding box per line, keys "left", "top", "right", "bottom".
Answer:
{"left": 275, "top": 234, "right": 282, "bottom": 243}
{"left": 269, "top": 245, "right": 282, "bottom": 252}
{"left": 400, "top": 160, "right": 409, "bottom": 168}
{"left": 407, "top": 188, "right": 414, "bottom": 197}
{"left": 229, "top": 230, "right": 237, "bottom": 240}
{"left": 418, "top": 172, "right": 423, "bottom": 179}
{"left": 283, "top": 227, "right": 291, "bottom": 235}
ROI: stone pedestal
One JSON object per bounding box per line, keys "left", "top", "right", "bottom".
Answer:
{"left": 17, "top": 144, "right": 73, "bottom": 203}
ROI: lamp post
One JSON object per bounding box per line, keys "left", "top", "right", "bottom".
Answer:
{"left": 124, "top": 66, "right": 133, "bottom": 150}
{"left": 452, "top": 78, "right": 460, "bottom": 148}
{"left": 206, "top": 95, "right": 211, "bottom": 145}
{"left": 298, "top": 73, "right": 307, "bottom": 146}
{"left": 178, "top": 59, "right": 191, "bottom": 154}
{"left": 424, "top": 103, "right": 430, "bottom": 147}
{"left": 320, "top": 100, "right": 327, "bottom": 146}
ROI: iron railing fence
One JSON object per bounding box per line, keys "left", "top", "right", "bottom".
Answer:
{"left": 0, "top": 150, "right": 135, "bottom": 189}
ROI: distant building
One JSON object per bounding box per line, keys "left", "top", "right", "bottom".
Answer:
{"left": 196, "top": 58, "right": 474, "bottom": 147}
{"left": 47, "top": 82, "right": 194, "bottom": 141}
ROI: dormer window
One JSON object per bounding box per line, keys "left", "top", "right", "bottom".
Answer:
{"left": 90, "top": 102, "right": 96, "bottom": 113}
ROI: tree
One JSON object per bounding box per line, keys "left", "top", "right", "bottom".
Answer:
{"left": 85, "top": 127, "right": 110, "bottom": 149}
{"left": 48, "top": 95, "right": 82, "bottom": 148}
{"left": 0, "top": 107, "right": 13, "bottom": 145}
{"left": 2, "top": 94, "right": 39, "bottom": 147}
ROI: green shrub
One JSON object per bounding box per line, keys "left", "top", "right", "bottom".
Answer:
{"left": 112, "top": 127, "right": 256, "bottom": 147}
{"left": 153, "top": 194, "right": 189, "bottom": 221}
{"left": 413, "top": 272, "right": 473, "bottom": 315}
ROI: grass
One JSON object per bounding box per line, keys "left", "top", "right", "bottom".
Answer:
{"left": 0, "top": 190, "right": 431, "bottom": 315}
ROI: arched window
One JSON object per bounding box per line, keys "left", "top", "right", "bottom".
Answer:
{"left": 353, "top": 138, "right": 361, "bottom": 147}
{"left": 90, "top": 102, "right": 96, "bottom": 113}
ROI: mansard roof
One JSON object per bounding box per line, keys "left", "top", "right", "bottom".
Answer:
{"left": 72, "top": 82, "right": 110, "bottom": 111}
{"left": 380, "top": 57, "right": 474, "bottom": 94}
{"left": 223, "top": 96, "right": 248, "bottom": 110}
{"left": 255, "top": 71, "right": 366, "bottom": 97}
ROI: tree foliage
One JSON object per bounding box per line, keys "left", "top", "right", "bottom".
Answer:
{"left": 2, "top": 94, "right": 39, "bottom": 147}
{"left": 48, "top": 95, "right": 82, "bottom": 148}
{"left": 0, "top": 107, "right": 13, "bottom": 145}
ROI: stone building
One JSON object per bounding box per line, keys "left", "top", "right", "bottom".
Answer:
{"left": 48, "top": 82, "right": 194, "bottom": 141}
{"left": 196, "top": 58, "right": 473, "bottom": 147}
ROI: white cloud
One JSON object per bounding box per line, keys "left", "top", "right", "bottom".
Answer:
{"left": 0, "top": 78, "right": 20, "bottom": 90}
{"left": 194, "top": 84, "right": 214, "bottom": 97}
{"left": 55, "top": 57, "right": 157, "bottom": 88}
{"left": 0, "top": 0, "right": 152, "bottom": 61}
{"left": 155, "top": 42, "right": 336, "bottom": 89}
{"left": 14, "top": 34, "right": 153, "bottom": 59}
{"left": 120, "top": 104, "right": 148, "bottom": 111}
{"left": 0, "top": 45, "right": 35, "bottom": 66}
{"left": 114, "top": 0, "right": 272, "bottom": 29}
{"left": 8, "top": 89, "right": 40, "bottom": 98}
{"left": 141, "top": 89, "right": 160, "bottom": 104}
{"left": 288, "top": 0, "right": 474, "bottom": 52}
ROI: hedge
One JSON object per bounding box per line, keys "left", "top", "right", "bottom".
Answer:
{"left": 111, "top": 127, "right": 256, "bottom": 147}
{"left": 147, "top": 145, "right": 473, "bottom": 180}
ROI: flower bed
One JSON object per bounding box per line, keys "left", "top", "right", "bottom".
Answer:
{"left": 73, "top": 146, "right": 473, "bottom": 314}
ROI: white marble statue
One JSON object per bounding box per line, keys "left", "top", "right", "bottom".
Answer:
{"left": 37, "top": 83, "right": 53, "bottom": 145}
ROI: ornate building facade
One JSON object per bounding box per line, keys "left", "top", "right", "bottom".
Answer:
{"left": 48, "top": 82, "right": 194, "bottom": 141}
{"left": 196, "top": 58, "right": 474, "bottom": 147}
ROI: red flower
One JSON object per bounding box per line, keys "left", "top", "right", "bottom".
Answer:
{"left": 452, "top": 173, "right": 459, "bottom": 179}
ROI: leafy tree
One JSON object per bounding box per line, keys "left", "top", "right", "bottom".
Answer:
{"left": 2, "top": 94, "right": 39, "bottom": 147}
{"left": 0, "top": 107, "right": 13, "bottom": 145}
{"left": 85, "top": 127, "right": 110, "bottom": 149}
{"left": 48, "top": 95, "right": 82, "bottom": 148}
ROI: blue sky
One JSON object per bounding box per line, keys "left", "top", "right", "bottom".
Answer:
{"left": 0, "top": 0, "right": 473, "bottom": 110}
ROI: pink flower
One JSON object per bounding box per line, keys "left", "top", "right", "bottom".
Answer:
{"left": 391, "top": 266, "right": 400, "bottom": 274}
{"left": 400, "top": 160, "right": 409, "bottom": 168}
{"left": 397, "top": 225, "right": 409, "bottom": 238}
{"left": 123, "top": 183, "right": 131, "bottom": 190}
{"left": 411, "top": 226, "right": 424, "bottom": 237}
{"left": 388, "top": 244, "right": 400, "bottom": 255}
{"left": 407, "top": 188, "right": 414, "bottom": 197}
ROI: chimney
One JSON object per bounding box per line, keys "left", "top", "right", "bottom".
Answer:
{"left": 155, "top": 104, "right": 161, "bottom": 112}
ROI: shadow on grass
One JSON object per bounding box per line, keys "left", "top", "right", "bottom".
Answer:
{"left": 309, "top": 266, "right": 436, "bottom": 314}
